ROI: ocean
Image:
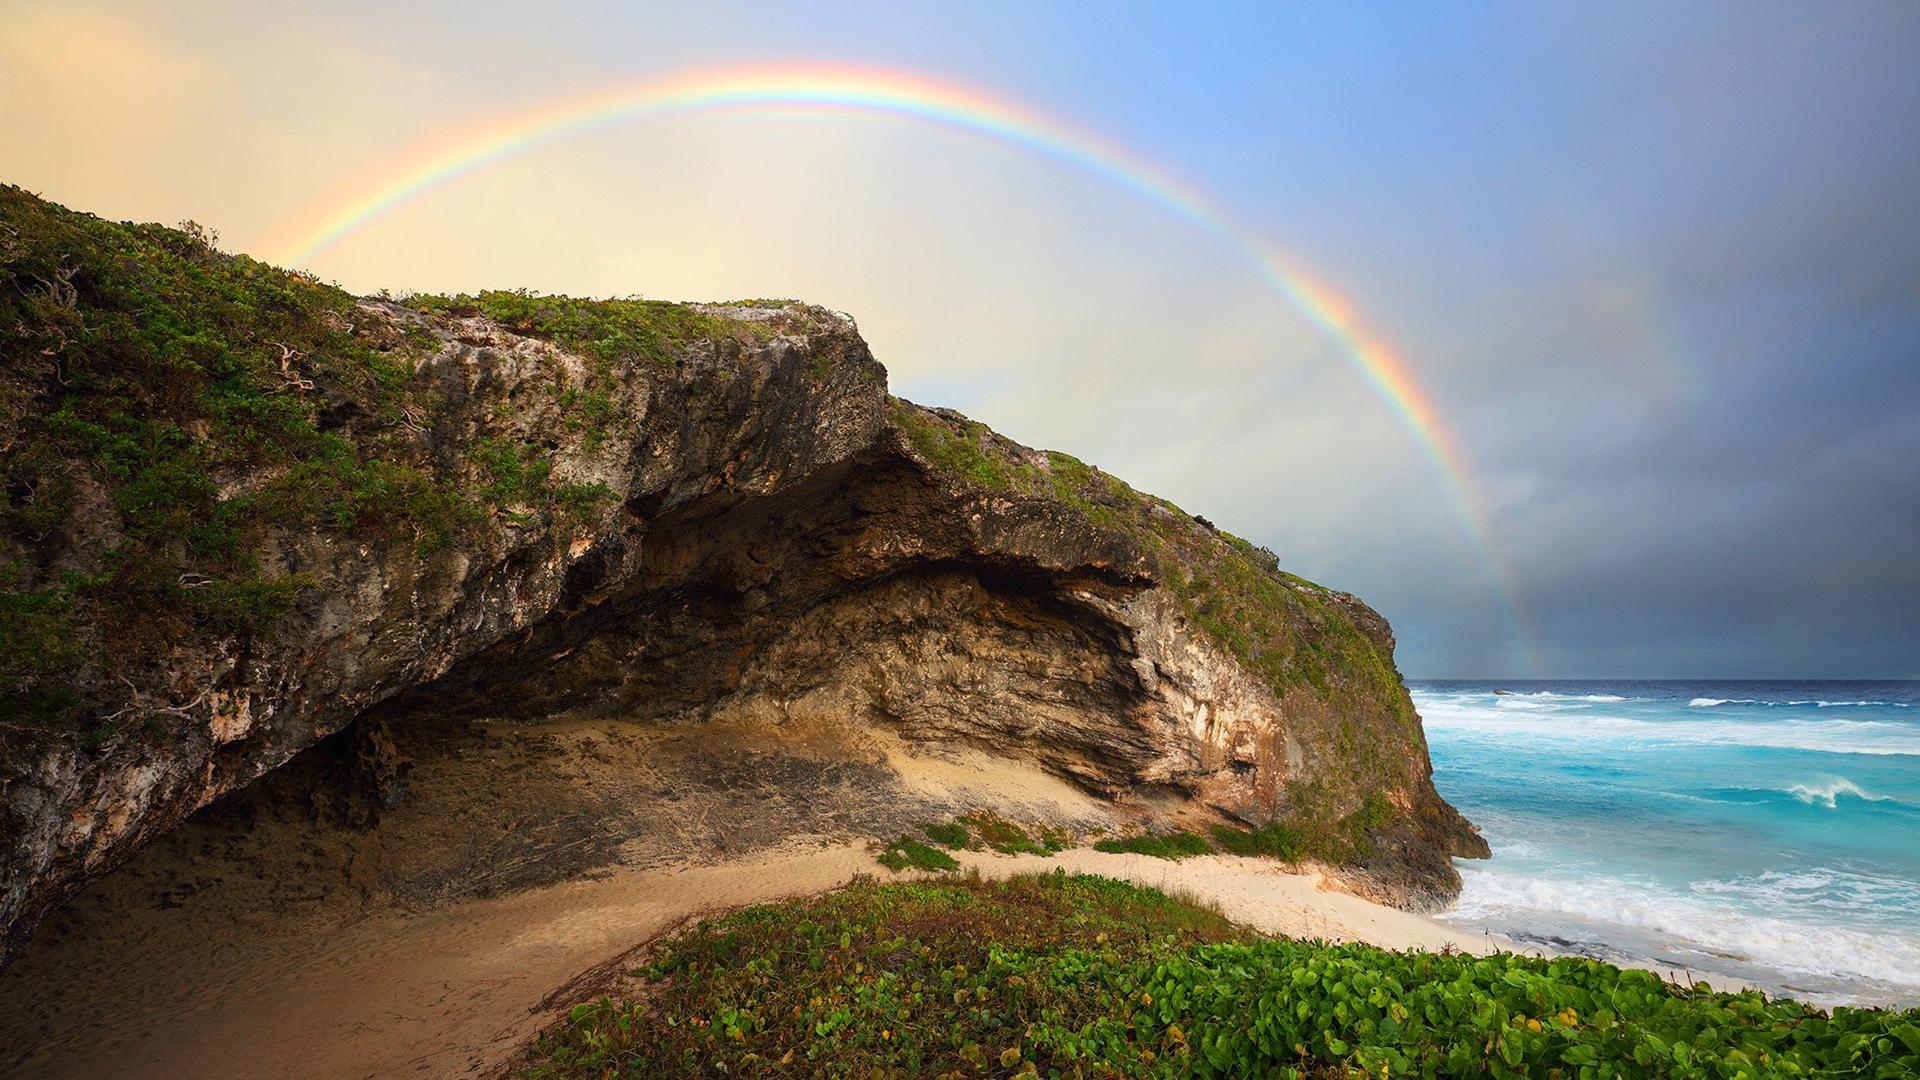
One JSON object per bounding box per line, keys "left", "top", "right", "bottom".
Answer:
{"left": 1410, "top": 680, "right": 1920, "bottom": 1007}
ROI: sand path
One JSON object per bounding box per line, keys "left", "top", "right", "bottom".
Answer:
{"left": 0, "top": 842, "right": 1487, "bottom": 1079}
{"left": 0, "top": 719, "right": 1497, "bottom": 1078}
{"left": 962, "top": 848, "right": 1492, "bottom": 954}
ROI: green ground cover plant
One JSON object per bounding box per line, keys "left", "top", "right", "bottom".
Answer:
{"left": 1, "top": 187, "right": 435, "bottom": 729}
{"left": 525, "top": 872, "right": 1920, "bottom": 1079}
{"left": 1093, "top": 831, "right": 1214, "bottom": 860}
{"left": 880, "top": 816, "right": 1071, "bottom": 871}
{"left": 876, "top": 837, "right": 959, "bottom": 873}
{"left": 1208, "top": 821, "right": 1307, "bottom": 861}
{"left": 892, "top": 810, "right": 1378, "bottom": 870}
{"left": 921, "top": 822, "right": 971, "bottom": 849}
{"left": 961, "top": 812, "right": 1059, "bottom": 856}
{"left": 404, "top": 288, "right": 748, "bottom": 367}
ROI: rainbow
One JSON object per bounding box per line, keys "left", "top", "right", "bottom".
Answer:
{"left": 264, "top": 62, "right": 1533, "bottom": 662}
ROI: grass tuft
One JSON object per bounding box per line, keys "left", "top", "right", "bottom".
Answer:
{"left": 919, "top": 821, "right": 969, "bottom": 849}
{"left": 1208, "top": 821, "right": 1307, "bottom": 861}
{"left": 959, "top": 812, "right": 1049, "bottom": 855}
{"left": 1092, "top": 830, "right": 1213, "bottom": 860}
{"left": 876, "top": 837, "right": 959, "bottom": 873}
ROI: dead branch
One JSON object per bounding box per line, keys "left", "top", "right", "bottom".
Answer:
{"left": 269, "top": 341, "right": 316, "bottom": 394}
{"left": 96, "top": 677, "right": 215, "bottom": 731}
{"left": 36, "top": 323, "right": 70, "bottom": 358}
{"left": 31, "top": 262, "right": 78, "bottom": 309}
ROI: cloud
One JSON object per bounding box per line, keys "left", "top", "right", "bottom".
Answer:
{"left": 4, "top": 2, "right": 1915, "bottom": 677}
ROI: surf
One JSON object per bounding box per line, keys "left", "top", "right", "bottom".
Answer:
{"left": 1417, "top": 680, "right": 1920, "bottom": 1006}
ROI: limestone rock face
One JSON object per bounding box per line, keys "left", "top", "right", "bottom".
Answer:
{"left": 0, "top": 192, "right": 1482, "bottom": 963}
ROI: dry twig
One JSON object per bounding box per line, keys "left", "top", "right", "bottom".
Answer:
{"left": 269, "top": 341, "right": 316, "bottom": 393}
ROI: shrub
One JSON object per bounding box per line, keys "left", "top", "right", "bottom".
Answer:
{"left": 1209, "top": 821, "right": 1305, "bottom": 861}
{"left": 920, "top": 821, "right": 969, "bottom": 849}
{"left": 876, "top": 838, "right": 958, "bottom": 873}
{"left": 1035, "top": 823, "right": 1073, "bottom": 853}
{"left": 960, "top": 812, "right": 1049, "bottom": 855}
{"left": 405, "top": 288, "right": 740, "bottom": 367}
{"left": 0, "top": 189, "right": 716, "bottom": 730}
{"left": 1093, "top": 830, "right": 1213, "bottom": 860}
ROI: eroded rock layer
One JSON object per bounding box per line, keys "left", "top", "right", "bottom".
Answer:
{"left": 0, "top": 188, "right": 1483, "bottom": 962}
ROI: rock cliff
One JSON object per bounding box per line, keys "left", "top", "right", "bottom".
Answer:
{"left": 0, "top": 186, "right": 1484, "bottom": 963}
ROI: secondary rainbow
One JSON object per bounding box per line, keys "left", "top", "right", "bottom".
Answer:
{"left": 265, "top": 62, "right": 1533, "bottom": 659}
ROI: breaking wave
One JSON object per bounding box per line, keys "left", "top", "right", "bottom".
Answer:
{"left": 1448, "top": 869, "right": 1920, "bottom": 991}
{"left": 1418, "top": 698, "right": 1920, "bottom": 757}
{"left": 1782, "top": 776, "right": 1896, "bottom": 808}
{"left": 1690, "top": 697, "right": 1911, "bottom": 709}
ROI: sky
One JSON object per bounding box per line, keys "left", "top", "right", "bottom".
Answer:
{"left": 3, "top": 2, "right": 1916, "bottom": 678}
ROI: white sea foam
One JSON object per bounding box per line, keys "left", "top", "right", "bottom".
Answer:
{"left": 1691, "top": 868, "right": 1920, "bottom": 916}
{"left": 1413, "top": 696, "right": 1920, "bottom": 756}
{"left": 1509, "top": 692, "right": 1630, "bottom": 702}
{"left": 1783, "top": 776, "right": 1892, "bottom": 808}
{"left": 1486, "top": 837, "right": 1548, "bottom": 859}
{"left": 1650, "top": 788, "right": 1737, "bottom": 805}
{"left": 1447, "top": 868, "right": 1920, "bottom": 990}
{"left": 1494, "top": 697, "right": 1579, "bottom": 711}
{"left": 1687, "top": 697, "right": 1910, "bottom": 709}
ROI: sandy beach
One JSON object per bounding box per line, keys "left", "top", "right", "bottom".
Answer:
{"left": 0, "top": 840, "right": 1488, "bottom": 1080}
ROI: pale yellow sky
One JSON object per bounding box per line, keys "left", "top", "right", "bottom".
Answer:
{"left": 0, "top": 0, "right": 1493, "bottom": 665}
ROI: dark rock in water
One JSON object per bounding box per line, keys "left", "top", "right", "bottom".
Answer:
{"left": 0, "top": 186, "right": 1484, "bottom": 962}
{"left": 1493, "top": 689, "right": 1518, "bottom": 696}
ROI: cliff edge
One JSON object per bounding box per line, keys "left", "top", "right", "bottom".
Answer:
{"left": 0, "top": 186, "right": 1484, "bottom": 962}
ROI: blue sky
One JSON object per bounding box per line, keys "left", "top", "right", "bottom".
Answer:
{"left": 4, "top": 1, "right": 1916, "bottom": 676}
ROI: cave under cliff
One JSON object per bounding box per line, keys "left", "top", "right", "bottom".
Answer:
{"left": 0, "top": 187, "right": 1486, "bottom": 971}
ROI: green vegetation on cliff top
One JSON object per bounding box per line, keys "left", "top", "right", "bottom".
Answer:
{"left": 885, "top": 396, "right": 1411, "bottom": 712}
{"left": 886, "top": 398, "right": 1426, "bottom": 827}
{"left": 403, "top": 288, "right": 756, "bottom": 367}
{"left": 0, "top": 187, "right": 740, "bottom": 734}
{"left": 527, "top": 872, "right": 1920, "bottom": 1079}
{"left": 1, "top": 183, "right": 1415, "bottom": 842}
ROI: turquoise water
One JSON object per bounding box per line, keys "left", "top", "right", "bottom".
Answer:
{"left": 1413, "top": 680, "right": 1920, "bottom": 1006}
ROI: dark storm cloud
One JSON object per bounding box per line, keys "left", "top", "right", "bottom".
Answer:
{"left": 1307, "top": 5, "right": 1920, "bottom": 676}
